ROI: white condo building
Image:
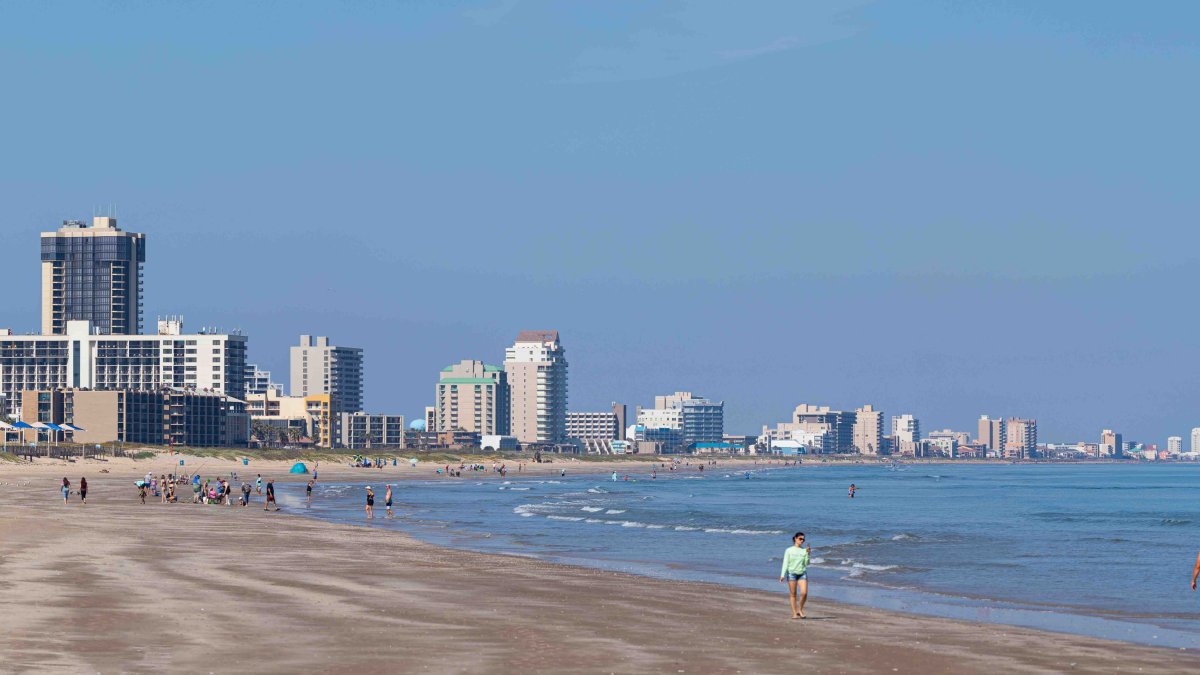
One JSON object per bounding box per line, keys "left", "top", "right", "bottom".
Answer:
{"left": 504, "top": 330, "right": 568, "bottom": 444}
{"left": 0, "top": 319, "right": 247, "bottom": 417}
{"left": 1192, "top": 428, "right": 1200, "bottom": 453}
{"left": 892, "top": 414, "right": 920, "bottom": 444}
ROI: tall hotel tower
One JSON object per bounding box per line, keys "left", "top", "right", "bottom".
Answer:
{"left": 41, "top": 217, "right": 146, "bottom": 335}
{"left": 504, "top": 330, "right": 568, "bottom": 444}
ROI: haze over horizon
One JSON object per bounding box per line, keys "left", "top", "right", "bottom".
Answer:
{"left": 1, "top": 1, "right": 1197, "bottom": 442}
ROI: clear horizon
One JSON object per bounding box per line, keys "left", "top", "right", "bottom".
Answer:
{"left": 1, "top": 1, "right": 1197, "bottom": 443}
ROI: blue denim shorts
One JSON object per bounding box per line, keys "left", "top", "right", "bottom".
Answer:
{"left": 786, "top": 572, "right": 807, "bottom": 582}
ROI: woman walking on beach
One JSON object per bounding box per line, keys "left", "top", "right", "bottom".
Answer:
{"left": 61, "top": 477, "right": 71, "bottom": 504}
{"left": 365, "top": 486, "right": 375, "bottom": 519}
{"left": 779, "top": 532, "right": 811, "bottom": 619}
{"left": 79, "top": 477, "right": 88, "bottom": 504}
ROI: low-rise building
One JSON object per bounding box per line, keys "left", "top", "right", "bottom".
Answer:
{"left": 567, "top": 405, "right": 625, "bottom": 442}
{"left": 339, "top": 412, "right": 405, "bottom": 449}
{"left": 20, "top": 387, "right": 248, "bottom": 447}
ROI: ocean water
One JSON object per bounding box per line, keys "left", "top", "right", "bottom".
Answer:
{"left": 286, "top": 463, "right": 1200, "bottom": 648}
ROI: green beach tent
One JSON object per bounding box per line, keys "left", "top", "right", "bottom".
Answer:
{"left": 289, "top": 462, "right": 309, "bottom": 474}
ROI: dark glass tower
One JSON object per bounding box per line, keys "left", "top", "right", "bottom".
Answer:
{"left": 40, "top": 217, "right": 146, "bottom": 335}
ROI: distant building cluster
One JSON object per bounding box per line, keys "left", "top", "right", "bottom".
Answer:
{"left": 1, "top": 217, "right": 1193, "bottom": 459}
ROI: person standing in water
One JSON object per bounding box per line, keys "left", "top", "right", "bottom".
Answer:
{"left": 1191, "top": 550, "right": 1200, "bottom": 591}
{"left": 365, "top": 486, "right": 375, "bottom": 519}
{"left": 385, "top": 485, "right": 394, "bottom": 519}
{"left": 306, "top": 480, "right": 314, "bottom": 505}
{"left": 848, "top": 483, "right": 857, "bottom": 499}
{"left": 264, "top": 479, "right": 279, "bottom": 511}
{"left": 779, "top": 532, "right": 811, "bottom": 619}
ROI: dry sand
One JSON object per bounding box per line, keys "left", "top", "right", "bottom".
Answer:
{"left": 1, "top": 458, "right": 1195, "bottom": 674}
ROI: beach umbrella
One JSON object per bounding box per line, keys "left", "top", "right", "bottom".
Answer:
{"left": 10, "top": 420, "right": 33, "bottom": 449}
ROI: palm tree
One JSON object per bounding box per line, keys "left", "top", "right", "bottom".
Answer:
{"left": 251, "top": 420, "right": 273, "bottom": 447}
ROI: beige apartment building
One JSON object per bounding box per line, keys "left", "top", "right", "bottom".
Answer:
{"left": 289, "top": 335, "right": 364, "bottom": 414}
{"left": 978, "top": 415, "right": 1006, "bottom": 455}
{"left": 436, "top": 360, "right": 509, "bottom": 435}
{"left": 1004, "top": 417, "right": 1038, "bottom": 458}
{"left": 504, "top": 330, "right": 568, "bottom": 444}
{"left": 852, "top": 404, "right": 883, "bottom": 454}
{"left": 1100, "top": 429, "right": 1124, "bottom": 457}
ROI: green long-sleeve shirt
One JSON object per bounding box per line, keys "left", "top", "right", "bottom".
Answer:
{"left": 780, "top": 545, "right": 810, "bottom": 577}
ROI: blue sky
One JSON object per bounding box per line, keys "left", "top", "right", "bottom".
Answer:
{"left": 0, "top": 1, "right": 1197, "bottom": 442}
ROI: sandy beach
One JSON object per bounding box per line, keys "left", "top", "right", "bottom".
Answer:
{"left": 1, "top": 457, "right": 1195, "bottom": 673}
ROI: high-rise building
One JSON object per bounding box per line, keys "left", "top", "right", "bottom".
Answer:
{"left": 1004, "top": 418, "right": 1037, "bottom": 458}
{"left": 290, "top": 335, "right": 364, "bottom": 414}
{"left": 853, "top": 404, "right": 884, "bottom": 454}
{"left": 0, "top": 320, "right": 246, "bottom": 417}
{"left": 891, "top": 414, "right": 920, "bottom": 444}
{"left": 1168, "top": 436, "right": 1183, "bottom": 453}
{"left": 504, "top": 330, "right": 568, "bottom": 444}
{"left": 424, "top": 406, "right": 437, "bottom": 433}
{"left": 436, "top": 360, "right": 509, "bottom": 435}
{"left": 978, "top": 416, "right": 1006, "bottom": 456}
{"left": 1192, "top": 428, "right": 1200, "bottom": 453}
{"left": 41, "top": 217, "right": 146, "bottom": 335}
{"left": 1100, "top": 429, "right": 1123, "bottom": 457}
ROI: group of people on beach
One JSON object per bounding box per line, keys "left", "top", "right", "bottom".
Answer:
{"left": 58, "top": 458, "right": 827, "bottom": 620}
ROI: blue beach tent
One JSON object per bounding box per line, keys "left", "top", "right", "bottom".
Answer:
{"left": 289, "top": 462, "right": 309, "bottom": 474}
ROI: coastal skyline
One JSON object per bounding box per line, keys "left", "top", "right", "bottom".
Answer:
{"left": 2, "top": 2, "right": 1199, "bottom": 442}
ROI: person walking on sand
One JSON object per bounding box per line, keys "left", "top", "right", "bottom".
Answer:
{"left": 385, "top": 485, "right": 394, "bottom": 519}
{"left": 264, "top": 478, "right": 279, "bottom": 511}
{"left": 256, "top": 474, "right": 263, "bottom": 495}
{"left": 79, "top": 477, "right": 87, "bottom": 504}
{"left": 779, "top": 532, "right": 811, "bottom": 619}
{"left": 365, "top": 486, "right": 375, "bottom": 519}
{"left": 61, "top": 477, "right": 71, "bottom": 504}
{"left": 241, "top": 480, "right": 251, "bottom": 506}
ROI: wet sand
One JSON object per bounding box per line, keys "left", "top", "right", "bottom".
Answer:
{"left": 1, "top": 465, "right": 1195, "bottom": 673}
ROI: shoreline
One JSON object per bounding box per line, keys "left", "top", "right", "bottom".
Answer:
{"left": 2, "top": 465, "right": 1197, "bottom": 672}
